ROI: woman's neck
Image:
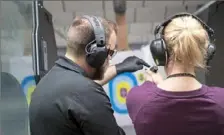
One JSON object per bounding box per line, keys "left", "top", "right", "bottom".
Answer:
{"left": 166, "top": 62, "right": 195, "bottom": 76}
{"left": 157, "top": 62, "right": 202, "bottom": 92}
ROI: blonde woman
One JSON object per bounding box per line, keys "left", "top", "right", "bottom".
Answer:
{"left": 126, "top": 13, "right": 223, "bottom": 135}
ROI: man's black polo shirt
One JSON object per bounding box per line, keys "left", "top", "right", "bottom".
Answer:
{"left": 29, "top": 56, "right": 125, "bottom": 135}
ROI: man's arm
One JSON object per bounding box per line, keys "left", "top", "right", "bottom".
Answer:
{"left": 144, "top": 68, "right": 164, "bottom": 84}
{"left": 94, "top": 65, "right": 117, "bottom": 86}
{"left": 95, "top": 56, "right": 150, "bottom": 86}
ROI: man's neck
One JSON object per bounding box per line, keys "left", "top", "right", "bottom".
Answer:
{"left": 65, "top": 53, "right": 94, "bottom": 77}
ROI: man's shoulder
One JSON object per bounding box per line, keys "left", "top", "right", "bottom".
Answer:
{"left": 55, "top": 72, "right": 105, "bottom": 96}
{"left": 34, "top": 66, "right": 103, "bottom": 95}
{"left": 67, "top": 74, "right": 104, "bottom": 91}
{"left": 51, "top": 65, "right": 99, "bottom": 87}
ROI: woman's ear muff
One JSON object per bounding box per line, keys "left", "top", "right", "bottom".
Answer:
{"left": 150, "top": 13, "right": 216, "bottom": 67}
{"left": 206, "top": 43, "right": 216, "bottom": 65}
{"left": 150, "top": 38, "right": 167, "bottom": 66}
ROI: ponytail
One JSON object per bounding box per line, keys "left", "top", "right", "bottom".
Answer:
{"left": 164, "top": 16, "right": 209, "bottom": 70}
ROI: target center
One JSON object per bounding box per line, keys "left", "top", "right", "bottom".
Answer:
{"left": 116, "top": 81, "right": 132, "bottom": 104}
{"left": 120, "top": 88, "right": 127, "bottom": 97}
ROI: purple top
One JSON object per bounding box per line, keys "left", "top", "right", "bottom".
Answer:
{"left": 126, "top": 81, "right": 224, "bottom": 135}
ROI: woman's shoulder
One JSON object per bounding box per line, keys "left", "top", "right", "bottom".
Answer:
{"left": 204, "top": 85, "right": 224, "bottom": 95}
{"left": 126, "top": 81, "right": 158, "bottom": 121}
{"left": 206, "top": 85, "right": 224, "bottom": 90}
{"left": 127, "top": 81, "right": 157, "bottom": 102}
{"left": 204, "top": 85, "right": 224, "bottom": 104}
{"left": 205, "top": 85, "right": 224, "bottom": 95}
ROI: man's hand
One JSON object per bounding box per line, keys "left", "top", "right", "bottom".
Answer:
{"left": 144, "top": 69, "right": 164, "bottom": 85}
{"left": 95, "top": 56, "right": 150, "bottom": 86}
{"left": 115, "top": 56, "right": 150, "bottom": 74}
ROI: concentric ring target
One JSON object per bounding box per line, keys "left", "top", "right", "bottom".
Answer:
{"left": 109, "top": 72, "right": 138, "bottom": 114}
{"left": 137, "top": 73, "right": 145, "bottom": 83}
{"left": 21, "top": 75, "right": 36, "bottom": 105}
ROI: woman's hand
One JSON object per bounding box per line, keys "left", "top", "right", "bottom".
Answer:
{"left": 144, "top": 69, "right": 164, "bottom": 84}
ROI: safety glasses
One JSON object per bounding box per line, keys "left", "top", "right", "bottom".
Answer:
{"left": 107, "top": 49, "right": 117, "bottom": 58}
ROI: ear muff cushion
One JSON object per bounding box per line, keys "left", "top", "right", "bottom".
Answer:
{"left": 150, "top": 38, "right": 167, "bottom": 66}
{"left": 207, "top": 43, "right": 216, "bottom": 61}
{"left": 86, "top": 46, "right": 108, "bottom": 68}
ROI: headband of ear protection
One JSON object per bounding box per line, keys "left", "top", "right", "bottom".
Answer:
{"left": 82, "top": 15, "right": 108, "bottom": 68}
{"left": 150, "top": 12, "right": 216, "bottom": 66}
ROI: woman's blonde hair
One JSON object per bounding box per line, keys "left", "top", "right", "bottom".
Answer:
{"left": 164, "top": 15, "right": 209, "bottom": 70}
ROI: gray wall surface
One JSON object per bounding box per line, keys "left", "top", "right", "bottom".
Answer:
{"left": 206, "top": 2, "right": 224, "bottom": 87}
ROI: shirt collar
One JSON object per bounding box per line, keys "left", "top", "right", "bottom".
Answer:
{"left": 55, "top": 56, "right": 88, "bottom": 77}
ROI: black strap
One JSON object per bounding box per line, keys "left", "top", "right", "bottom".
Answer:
{"left": 154, "top": 12, "right": 215, "bottom": 42}
{"left": 167, "top": 73, "right": 196, "bottom": 79}
{"left": 82, "top": 15, "right": 105, "bottom": 46}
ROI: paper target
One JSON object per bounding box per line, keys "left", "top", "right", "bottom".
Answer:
{"left": 137, "top": 73, "right": 145, "bottom": 83}
{"left": 109, "top": 72, "right": 138, "bottom": 114}
{"left": 21, "top": 75, "right": 36, "bottom": 105}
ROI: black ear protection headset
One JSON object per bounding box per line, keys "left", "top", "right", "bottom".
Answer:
{"left": 82, "top": 15, "right": 108, "bottom": 69}
{"left": 150, "top": 12, "right": 216, "bottom": 66}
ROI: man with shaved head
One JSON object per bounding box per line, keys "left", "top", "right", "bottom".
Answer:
{"left": 29, "top": 15, "right": 149, "bottom": 135}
